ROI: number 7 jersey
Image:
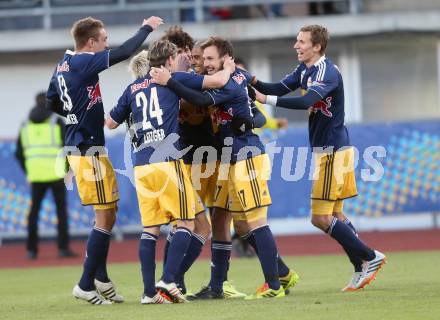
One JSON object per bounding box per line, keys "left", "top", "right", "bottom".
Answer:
{"left": 110, "top": 72, "right": 204, "bottom": 166}
{"left": 46, "top": 49, "right": 110, "bottom": 147}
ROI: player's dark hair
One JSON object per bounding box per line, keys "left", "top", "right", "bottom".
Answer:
{"left": 148, "top": 40, "right": 177, "bottom": 68}
{"left": 235, "top": 57, "right": 247, "bottom": 70}
{"left": 300, "top": 25, "right": 329, "bottom": 55}
{"left": 200, "top": 36, "right": 234, "bottom": 58}
{"left": 35, "top": 91, "right": 46, "bottom": 107}
{"left": 161, "top": 26, "right": 194, "bottom": 51}
{"left": 193, "top": 39, "right": 205, "bottom": 49}
{"left": 71, "top": 17, "right": 105, "bottom": 50}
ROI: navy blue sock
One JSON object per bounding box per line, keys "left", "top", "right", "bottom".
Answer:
{"left": 344, "top": 218, "right": 358, "bottom": 236}
{"left": 244, "top": 233, "right": 290, "bottom": 278}
{"left": 328, "top": 218, "right": 375, "bottom": 261}
{"left": 95, "top": 231, "right": 111, "bottom": 283}
{"left": 224, "top": 260, "right": 229, "bottom": 282}
{"left": 162, "top": 227, "right": 192, "bottom": 284}
{"left": 78, "top": 227, "right": 111, "bottom": 291}
{"left": 175, "top": 233, "right": 206, "bottom": 283}
{"left": 252, "top": 226, "right": 280, "bottom": 290}
{"left": 139, "top": 232, "right": 158, "bottom": 297}
{"left": 343, "top": 218, "right": 363, "bottom": 272}
{"left": 209, "top": 240, "right": 232, "bottom": 293}
{"left": 163, "top": 230, "right": 175, "bottom": 267}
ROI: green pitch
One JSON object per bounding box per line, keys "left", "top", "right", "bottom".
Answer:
{"left": 1, "top": 251, "right": 439, "bottom": 320}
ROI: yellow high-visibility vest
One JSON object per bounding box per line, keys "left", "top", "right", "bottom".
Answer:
{"left": 20, "top": 116, "right": 65, "bottom": 182}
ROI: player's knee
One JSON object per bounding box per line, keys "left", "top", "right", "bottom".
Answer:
{"left": 233, "top": 220, "right": 249, "bottom": 236}
{"left": 95, "top": 208, "right": 116, "bottom": 231}
{"left": 194, "top": 214, "right": 211, "bottom": 239}
{"left": 211, "top": 211, "right": 232, "bottom": 241}
{"left": 311, "top": 214, "right": 331, "bottom": 231}
{"left": 142, "top": 226, "right": 160, "bottom": 237}
{"left": 176, "top": 219, "right": 194, "bottom": 232}
{"left": 211, "top": 208, "right": 231, "bottom": 227}
{"left": 332, "top": 212, "right": 345, "bottom": 221}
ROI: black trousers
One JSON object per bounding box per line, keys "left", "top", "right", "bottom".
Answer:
{"left": 27, "top": 180, "right": 69, "bottom": 253}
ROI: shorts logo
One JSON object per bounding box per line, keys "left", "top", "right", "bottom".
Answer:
{"left": 311, "top": 97, "right": 333, "bottom": 117}
{"left": 86, "top": 83, "right": 102, "bottom": 110}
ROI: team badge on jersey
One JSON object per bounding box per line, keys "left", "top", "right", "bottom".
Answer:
{"left": 232, "top": 73, "right": 246, "bottom": 85}
{"left": 311, "top": 97, "right": 333, "bottom": 117}
{"left": 87, "top": 83, "right": 102, "bottom": 110}
{"left": 212, "top": 107, "right": 233, "bottom": 125}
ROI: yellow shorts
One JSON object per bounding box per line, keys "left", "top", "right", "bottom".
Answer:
{"left": 134, "top": 159, "right": 198, "bottom": 227}
{"left": 67, "top": 154, "right": 119, "bottom": 210}
{"left": 311, "top": 147, "right": 357, "bottom": 215}
{"left": 185, "top": 161, "right": 218, "bottom": 208}
{"left": 232, "top": 206, "right": 268, "bottom": 222}
{"left": 213, "top": 154, "right": 272, "bottom": 212}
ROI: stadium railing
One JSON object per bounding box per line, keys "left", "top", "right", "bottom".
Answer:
{"left": 0, "top": 0, "right": 361, "bottom": 30}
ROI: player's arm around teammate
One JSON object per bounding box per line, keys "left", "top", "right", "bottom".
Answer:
{"left": 106, "top": 41, "right": 224, "bottom": 303}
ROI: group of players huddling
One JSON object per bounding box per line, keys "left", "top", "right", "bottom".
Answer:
{"left": 46, "top": 15, "right": 386, "bottom": 305}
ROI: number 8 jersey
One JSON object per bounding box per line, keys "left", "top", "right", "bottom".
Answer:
{"left": 109, "top": 72, "right": 204, "bottom": 166}
{"left": 46, "top": 49, "right": 110, "bottom": 147}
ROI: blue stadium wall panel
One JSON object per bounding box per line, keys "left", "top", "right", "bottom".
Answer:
{"left": 0, "top": 120, "right": 439, "bottom": 236}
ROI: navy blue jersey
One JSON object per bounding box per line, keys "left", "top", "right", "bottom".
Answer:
{"left": 209, "top": 69, "right": 265, "bottom": 163}
{"left": 179, "top": 103, "right": 218, "bottom": 164}
{"left": 110, "top": 72, "right": 204, "bottom": 166}
{"left": 46, "top": 50, "right": 110, "bottom": 147}
{"left": 281, "top": 56, "right": 350, "bottom": 150}
{"left": 178, "top": 69, "right": 217, "bottom": 164}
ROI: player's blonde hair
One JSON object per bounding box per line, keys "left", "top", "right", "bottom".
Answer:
{"left": 129, "top": 50, "right": 150, "bottom": 79}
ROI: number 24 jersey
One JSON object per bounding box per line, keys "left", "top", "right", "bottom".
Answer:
{"left": 110, "top": 72, "right": 204, "bottom": 166}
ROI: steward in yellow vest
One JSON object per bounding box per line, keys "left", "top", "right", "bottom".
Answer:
{"left": 15, "top": 91, "right": 76, "bottom": 259}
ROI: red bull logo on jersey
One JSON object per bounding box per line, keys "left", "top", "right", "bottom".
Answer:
{"left": 86, "top": 83, "right": 102, "bottom": 110}
{"left": 57, "top": 61, "right": 70, "bottom": 72}
{"left": 311, "top": 96, "right": 333, "bottom": 117}
{"left": 130, "top": 79, "right": 152, "bottom": 94}
{"left": 212, "top": 107, "right": 233, "bottom": 125}
{"left": 232, "top": 73, "right": 246, "bottom": 85}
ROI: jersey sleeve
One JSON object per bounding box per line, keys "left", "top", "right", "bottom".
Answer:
{"left": 110, "top": 87, "right": 131, "bottom": 124}
{"left": 308, "top": 66, "right": 339, "bottom": 98}
{"left": 280, "top": 64, "right": 303, "bottom": 91}
{"left": 172, "top": 72, "right": 204, "bottom": 90}
{"left": 74, "top": 50, "right": 110, "bottom": 76}
{"left": 206, "top": 81, "right": 236, "bottom": 105}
